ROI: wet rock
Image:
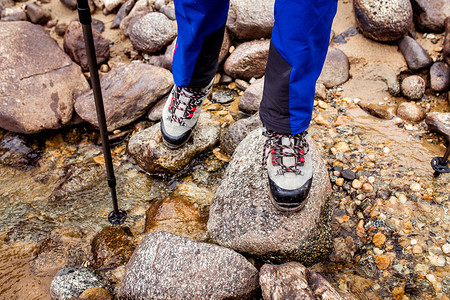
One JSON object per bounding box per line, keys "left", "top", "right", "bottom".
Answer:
{"left": 318, "top": 47, "right": 350, "bottom": 88}
{"left": 238, "top": 77, "right": 264, "bottom": 113}
{"left": 208, "top": 129, "right": 333, "bottom": 264}
{"left": 224, "top": 40, "right": 270, "bottom": 81}
{"left": 0, "top": 21, "right": 89, "bottom": 134}
{"left": 91, "top": 226, "right": 135, "bottom": 271}
{"left": 401, "top": 75, "right": 426, "bottom": 100}
{"left": 145, "top": 197, "right": 207, "bottom": 241}
{"left": 354, "top": 0, "right": 412, "bottom": 42}
{"left": 227, "top": 0, "right": 274, "bottom": 40}
{"left": 104, "top": 0, "right": 126, "bottom": 13}
{"left": 111, "top": 0, "right": 135, "bottom": 29}
{"left": 79, "top": 287, "right": 113, "bottom": 300}
{"left": 127, "top": 112, "right": 220, "bottom": 173}
{"left": 430, "top": 62, "right": 450, "bottom": 92}
{"left": 445, "top": 18, "right": 450, "bottom": 66}
{"left": 50, "top": 267, "right": 105, "bottom": 300}
{"left": 397, "top": 102, "right": 425, "bottom": 122}
{"left": 172, "top": 182, "right": 214, "bottom": 208}
{"left": 75, "top": 62, "right": 173, "bottom": 131}
{"left": 64, "top": 20, "right": 110, "bottom": 71}
{"left": 260, "top": 262, "right": 356, "bottom": 300}
{"left": 147, "top": 96, "right": 166, "bottom": 121}
{"left": 425, "top": 112, "right": 450, "bottom": 141}
{"left": 129, "top": 12, "right": 176, "bottom": 54}
{"left": 398, "top": 36, "right": 433, "bottom": 71}
{"left": 220, "top": 113, "right": 263, "bottom": 154}
{"left": 25, "top": 2, "right": 51, "bottom": 25}
{"left": 211, "top": 89, "right": 238, "bottom": 104}
{"left": 358, "top": 101, "right": 395, "bottom": 119}
{"left": 410, "top": 0, "right": 450, "bottom": 33}
{"left": 0, "top": 133, "right": 41, "bottom": 169}
{"left": 117, "top": 231, "right": 259, "bottom": 299}
{"left": 55, "top": 22, "right": 68, "bottom": 36}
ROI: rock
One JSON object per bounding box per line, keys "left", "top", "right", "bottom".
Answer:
{"left": 117, "top": 231, "right": 259, "bottom": 299}
{"left": 260, "top": 262, "right": 356, "bottom": 300}
{"left": 238, "top": 77, "right": 264, "bottom": 113}
{"left": 220, "top": 113, "right": 263, "bottom": 154}
{"left": 79, "top": 287, "right": 113, "bottom": 300}
{"left": 25, "top": 2, "right": 51, "bottom": 25}
{"left": 401, "top": 75, "right": 426, "bottom": 100}
{"left": 0, "top": 6, "right": 27, "bottom": 21}
{"left": 235, "top": 79, "right": 250, "bottom": 90}
{"left": 219, "top": 29, "right": 231, "bottom": 64}
{"left": 354, "top": 0, "right": 413, "bottom": 42}
{"left": 0, "top": 21, "right": 89, "bottom": 134}
{"left": 119, "top": 0, "right": 152, "bottom": 36}
{"left": 207, "top": 129, "right": 333, "bottom": 264}
{"left": 226, "top": 0, "right": 274, "bottom": 40}
{"left": 445, "top": 18, "right": 450, "bottom": 66}
{"left": 50, "top": 267, "right": 105, "bottom": 300}
{"left": 129, "top": 12, "right": 176, "bottom": 54}
{"left": 64, "top": 20, "right": 110, "bottom": 71}
{"left": 147, "top": 96, "right": 166, "bottom": 121}
{"left": 211, "top": 89, "right": 238, "bottom": 104}
{"left": 358, "top": 101, "right": 394, "bottom": 120}
{"left": 0, "top": 0, "right": 14, "bottom": 12}
{"left": 159, "top": 5, "right": 175, "bottom": 20}
{"left": 372, "top": 232, "right": 387, "bottom": 247}
{"left": 60, "top": 0, "right": 78, "bottom": 10}
{"left": 145, "top": 197, "right": 207, "bottom": 241}
{"left": 0, "top": 132, "right": 42, "bottom": 169}
{"left": 341, "top": 169, "right": 356, "bottom": 181}
{"left": 397, "top": 102, "right": 425, "bottom": 122}
{"left": 430, "top": 62, "right": 450, "bottom": 92}
{"left": 315, "top": 83, "right": 327, "bottom": 100}
{"left": 410, "top": 0, "right": 450, "bottom": 33}
{"left": 104, "top": 0, "right": 126, "bottom": 13}
{"left": 224, "top": 40, "right": 270, "bottom": 81}
{"left": 75, "top": 62, "right": 173, "bottom": 131}
{"left": 398, "top": 36, "right": 433, "bottom": 71}
{"left": 425, "top": 112, "right": 450, "bottom": 141}
{"left": 317, "top": 47, "right": 350, "bottom": 88}
{"left": 127, "top": 112, "right": 220, "bottom": 173}
{"left": 91, "top": 226, "right": 135, "bottom": 271}
{"left": 55, "top": 22, "right": 68, "bottom": 36}
{"left": 375, "top": 255, "right": 391, "bottom": 270}
{"left": 111, "top": 0, "right": 135, "bottom": 29}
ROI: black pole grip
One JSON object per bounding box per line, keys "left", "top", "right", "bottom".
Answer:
{"left": 77, "top": 0, "right": 92, "bottom": 25}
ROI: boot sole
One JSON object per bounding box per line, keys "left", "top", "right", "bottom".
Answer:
{"left": 268, "top": 185, "right": 308, "bottom": 212}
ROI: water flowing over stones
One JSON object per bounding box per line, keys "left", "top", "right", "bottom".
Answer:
{"left": 317, "top": 47, "right": 350, "bottom": 88}
{"left": 127, "top": 112, "right": 220, "bottom": 173}
{"left": 220, "top": 113, "right": 262, "bottom": 155}
{"left": 398, "top": 36, "right": 433, "bottom": 71}
{"left": 354, "top": 0, "right": 412, "bottom": 42}
{"left": 50, "top": 267, "right": 106, "bottom": 300}
{"left": 425, "top": 112, "right": 450, "bottom": 141}
{"left": 260, "top": 262, "right": 356, "bottom": 300}
{"left": 238, "top": 77, "right": 264, "bottom": 114}
{"left": 117, "top": 231, "right": 259, "bottom": 299}
{"left": 430, "top": 62, "right": 450, "bottom": 92}
{"left": 128, "top": 12, "right": 176, "bottom": 54}
{"left": 207, "top": 128, "right": 333, "bottom": 264}
{"left": 401, "top": 75, "right": 426, "bottom": 100}
{"left": 0, "top": 21, "right": 89, "bottom": 134}
{"left": 227, "top": 0, "right": 274, "bottom": 40}
{"left": 224, "top": 39, "right": 270, "bottom": 81}
{"left": 75, "top": 62, "right": 173, "bottom": 131}
{"left": 410, "top": 0, "right": 450, "bottom": 33}
{"left": 63, "top": 20, "right": 110, "bottom": 71}
{"left": 396, "top": 102, "right": 425, "bottom": 123}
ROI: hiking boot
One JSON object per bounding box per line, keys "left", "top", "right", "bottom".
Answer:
{"left": 161, "top": 80, "right": 213, "bottom": 149}
{"left": 262, "top": 128, "right": 313, "bottom": 211}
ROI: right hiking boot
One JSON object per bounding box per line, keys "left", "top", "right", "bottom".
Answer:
{"left": 161, "top": 80, "right": 213, "bottom": 149}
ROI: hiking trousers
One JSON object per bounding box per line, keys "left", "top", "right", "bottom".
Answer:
{"left": 172, "top": 0, "right": 338, "bottom": 135}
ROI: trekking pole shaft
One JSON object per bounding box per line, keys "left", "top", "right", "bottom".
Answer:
{"left": 442, "top": 144, "right": 450, "bottom": 163}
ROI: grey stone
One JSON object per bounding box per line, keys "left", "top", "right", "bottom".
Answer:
{"left": 117, "top": 231, "right": 259, "bottom": 300}
{"left": 220, "top": 113, "right": 262, "bottom": 155}
{"left": 50, "top": 267, "right": 105, "bottom": 300}
{"left": 60, "top": 0, "right": 78, "bottom": 10}
{"left": 211, "top": 89, "right": 238, "bottom": 104}
{"left": 318, "top": 47, "right": 350, "bottom": 88}
{"left": 426, "top": 112, "right": 450, "bottom": 141}
{"left": 0, "top": 21, "right": 89, "bottom": 134}
{"left": 128, "top": 112, "right": 221, "bottom": 174}
{"left": 104, "top": 0, "right": 126, "bottom": 13}
{"left": 238, "top": 77, "right": 264, "bottom": 114}
{"left": 75, "top": 62, "right": 173, "bottom": 131}
{"left": 398, "top": 36, "right": 433, "bottom": 71}
{"left": 227, "top": 0, "right": 274, "bottom": 40}
{"left": 401, "top": 75, "right": 426, "bottom": 100}
{"left": 430, "top": 62, "right": 450, "bottom": 92}
{"left": 160, "top": 5, "right": 175, "bottom": 20}
{"left": 445, "top": 18, "right": 450, "bottom": 66}
{"left": 354, "top": 0, "right": 413, "bottom": 42}
{"left": 397, "top": 102, "right": 425, "bottom": 123}
{"left": 411, "top": 0, "right": 450, "bottom": 33}
{"left": 224, "top": 40, "right": 269, "bottom": 81}
{"left": 25, "top": 1, "right": 51, "bottom": 25}
{"left": 207, "top": 128, "right": 334, "bottom": 264}
{"left": 147, "top": 96, "right": 166, "bottom": 121}
{"left": 0, "top": 6, "right": 27, "bottom": 21}
{"left": 111, "top": 0, "right": 135, "bottom": 29}
{"left": 235, "top": 79, "right": 250, "bottom": 90}
{"left": 119, "top": 0, "right": 152, "bottom": 37}
{"left": 129, "top": 12, "right": 176, "bottom": 54}
{"left": 260, "top": 262, "right": 356, "bottom": 300}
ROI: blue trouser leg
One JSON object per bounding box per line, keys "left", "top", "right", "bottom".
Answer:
{"left": 172, "top": 0, "right": 230, "bottom": 88}
{"left": 259, "top": 0, "right": 337, "bottom": 134}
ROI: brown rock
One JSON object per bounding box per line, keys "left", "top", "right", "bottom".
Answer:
{"left": 25, "top": 2, "right": 51, "bottom": 25}
{"left": 238, "top": 77, "right": 264, "bottom": 113}
{"left": 79, "top": 287, "right": 113, "bottom": 300}
{"left": 410, "top": 0, "right": 450, "bottom": 33}
{"left": 224, "top": 40, "right": 270, "bottom": 81}
{"left": 318, "top": 47, "right": 350, "bottom": 88}
{"left": 401, "top": 75, "right": 426, "bottom": 100}
{"left": 119, "top": 0, "right": 152, "bottom": 37}
{"left": 430, "top": 62, "right": 450, "bottom": 92}
{"left": 372, "top": 232, "right": 387, "bottom": 247}
{"left": 147, "top": 96, "right": 166, "bottom": 121}
{"left": 220, "top": 113, "right": 262, "bottom": 154}
{"left": 0, "top": 6, "right": 27, "bottom": 21}
{"left": 375, "top": 254, "right": 391, "bottom": 270}
{"left": 315, "top": 114, "right": 331, "bottom": 127}
{"left": 398, "top": 36, "right": 433, "bottom": 71}
{"left": 425, "top": 112, "right": 450, "bottom": 141}
{"left": 358, "top": 101, "right": 394, "bottom": 119}
{"left": 444, "top": 18, "right": 450, "bottom": 66}
{"left": 64, "top": 20, "right": 110, "bottom": 71}
{"left": 111, "top": 0, "right": 135, "bottom": 29}
{"left": 397, "top": 102, "right": 425, "bottom": 122}
{"left": 55, "top": 22, "right": 68, "bottom": 36}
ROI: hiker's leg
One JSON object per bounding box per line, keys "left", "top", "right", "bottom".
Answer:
{"left": 172, "top": 0, "right": 230, "bottom": 88}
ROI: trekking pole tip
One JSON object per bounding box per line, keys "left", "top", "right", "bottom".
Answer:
{"left": 108, "top": 209, "right": 127, "bottom": 225}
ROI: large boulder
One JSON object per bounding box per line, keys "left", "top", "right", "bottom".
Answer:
{"left": 317, "top": 47, "right": 350, "bottom": 88}
{"left": 354, "top": 0, "right": 413, "bottom": 42}
{"left": 207, "top": 128, "right": 334, "bottom": 264}
{"left": 117, "top": 231, "right": 259, "bottom": 299}
{"left": 0, "top": 21, "right": 89, "bottom": 134}
{"left": 398, "top": 36, "right": 433, "bottom": 71}
{"left": 410, "top": 0, "right": 450, "bottom": 33}
{"left": 75, "top": 62, "right": 173, "bottom": 131}
{"left": 226, "top": 0, "right": 274, "bottom": 40}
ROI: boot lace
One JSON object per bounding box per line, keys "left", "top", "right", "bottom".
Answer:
{"left": 167, "top": 86, "right": 209, "bottom": 127}
{"left": 262, "top": 129, "right": 310, "bottom": 176}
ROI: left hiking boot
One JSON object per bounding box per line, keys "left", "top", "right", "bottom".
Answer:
{"left": 161, "top": 80, "right": 213, "bottom": 149}
{"left": 262, "top": 128, "right": 313, "bottom": 212}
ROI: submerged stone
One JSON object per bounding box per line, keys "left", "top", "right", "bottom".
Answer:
{"left": 50, "top": 267, "right": 105, "bottom": 300}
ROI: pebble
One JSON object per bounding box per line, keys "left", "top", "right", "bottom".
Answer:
{"left": 314, "top": 114, "right": 331, "bottom": 127}
{"left": 442, "top": 244, "right": 450, "bottom": 255}
{"left": 396, "top": 102, "right": 425, "bottom": 123}
{"left": 341, "top": 169, "right": 356, "bottom": 181}
{"left": 428, "top": 255, "right": 446, "bottom": 267}
{"left": 375, "top": 255, "right": 391, "bottom": 270}
{"left": 334, "top": 141, "right": 350, "bottom": 153}
{"left": 335, "top": 178, "right": 344, "bottom": 186}
{"left": 352, "top": 179, "right": 362, "bottom": 189}
{"left": 368, "top": 176, "right": 375, "bottom": 184}
{"left": 413, "top": 245, "right": 423, "bottom": 254}
{"left": 373, "top": 232, "right": 387, "bottom": 247}
{"left": 401, "top": 75, "right": 426, "bottom": 100}
{"left": 362, "top": 183, "right": 374, "bottom": 193}
{"left": 398, "top": 193, "right": 407, "bottom": 203}
{"left": 318, "top": 100, "right": 328, "bottom": 109}
{"left": 410, "top": 182, "right": 421, "bottom": 192}
{"left": 373, "top": 247, "right": 384, "bottom": 256}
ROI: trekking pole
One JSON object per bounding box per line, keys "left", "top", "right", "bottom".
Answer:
{"left": 77, "top": 0, "right": 127, "bottom": 224}
{"left": 430, "top": 142, "right": 450, "bottom": 177}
